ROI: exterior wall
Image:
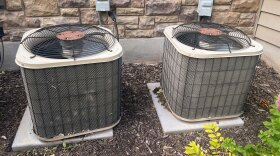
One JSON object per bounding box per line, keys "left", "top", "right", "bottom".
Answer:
{"left": 0, "top": 0, "right": 260, "bottom": 41}
{"left": 255, "top": 0, "right": 280, "bottom": 74}
{"left": 255, "top": 0, "right": 280, "bottom": 47}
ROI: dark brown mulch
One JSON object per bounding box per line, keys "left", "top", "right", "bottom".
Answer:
{"left": 0, "top": 61, "right": 279, "bottom": 156}
{"left": 0, "top": 71, "right": 27, "bottom": 153}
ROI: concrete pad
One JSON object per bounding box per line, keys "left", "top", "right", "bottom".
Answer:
{"left": 1, "top": 42, "right": 20, "bottom": 70}
{"left": 147, "top": 83, "right": 244, "bottom": 134}
{"left": 12, "top": 107, "right": 113, "bottom": 151}
{"left": 120, "top": 38, "right": 164, "bottom": 64}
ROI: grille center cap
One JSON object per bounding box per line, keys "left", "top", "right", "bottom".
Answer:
{"left": 56, "top": 31, "right": 85, "bottom": 41}
{"left": 199, "top": 28, "right": 224, "bottom": 36}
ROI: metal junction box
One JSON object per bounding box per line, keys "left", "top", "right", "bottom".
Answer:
{"left": 96, "top": 0, "right": 110, "bottom": 11}
{"left": 198, "top": 0, "right": 213, "bottom": 16}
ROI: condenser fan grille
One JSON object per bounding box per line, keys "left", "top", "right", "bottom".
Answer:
{"left": 21, "top": 24, "right": 116, "bottom": 59}
{"left": 172, "top": 23, "right": 252, "bottom": 52}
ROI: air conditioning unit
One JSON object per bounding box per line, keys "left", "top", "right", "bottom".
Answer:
{"left": 161, "top": 23, "right": 263, "bottom": 122}
{"left": 16, "top": 24, "right": 123, "bottom": 141}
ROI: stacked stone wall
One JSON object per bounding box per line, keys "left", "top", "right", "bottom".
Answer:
{"left": 0, "top": 0, "right": 260, "bottom": 41}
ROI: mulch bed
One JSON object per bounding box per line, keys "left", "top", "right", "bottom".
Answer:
{"left": 0, "top": 61, "right": 279, "bottom": 156}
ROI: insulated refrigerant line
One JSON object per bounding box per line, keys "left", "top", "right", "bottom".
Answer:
{"left": 0, "top": 37, "right": 4, "bottom": 69}
{"left": 108, "top": 11, "right": 120, "bottom": 41}
{"left": 98, "top": 11, "right": 103, "bottom": 26}
{"left": 0, "top": 26, "right": 5, "bottom": 69}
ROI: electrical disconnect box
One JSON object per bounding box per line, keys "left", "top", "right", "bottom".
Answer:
{"left": 197, "top": 0, "right": 214, "bottom": 16}
{"left": 96, "top": 0, "right": 110, "bottom": 11}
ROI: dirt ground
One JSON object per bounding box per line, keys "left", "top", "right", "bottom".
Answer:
{"left": 0, "top": 62, "right": 279, "bottom": 156}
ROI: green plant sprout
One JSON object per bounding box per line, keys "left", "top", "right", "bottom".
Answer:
{"left": 184, "top": 95, "right": 280, "bottom": 156}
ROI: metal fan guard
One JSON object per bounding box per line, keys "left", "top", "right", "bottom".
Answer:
{"left": 21, "top": 24, "right": 117, "bottom": 59}
{"left": 172, "top": 23, "right": 252, "bottom": 52}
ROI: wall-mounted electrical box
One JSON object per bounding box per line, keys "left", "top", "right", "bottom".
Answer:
{"left": 0, "top": 0, "right": 5, "bottom": 9}
{"left": 96, "top": 0, "right": 110, "bottom": 11}
{"left": 197, "top": 0, "right": 213, "bottom": 16}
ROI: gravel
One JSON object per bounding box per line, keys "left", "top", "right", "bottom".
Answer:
{"left": 0, "top": 61, "right": 279, "bottom": 156}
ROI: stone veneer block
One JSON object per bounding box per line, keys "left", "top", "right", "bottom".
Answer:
{"left": 125, "top": 25, "right": 138, "bottom": 30}
{"left": 155, "top": 16, "right": 178, "bottom": 23}
{"left": 182, "top": 0, "right": 198, "bottom": 5}
{"left": 139, "top": 16, "right": 155, "bottom": 29}
{"left": 6, "top": 0, "right": 22, "bottom": 11}
{"left": 179, "top": 6, "right": 197, "bottom": 22}
{"left": 240, "top": 13, "right": 255, "bottom": 19}
{"left": 61, "top": 8, "right": 79, "bottom": 17}
{"left": 116, "top": 16, "right": 139, "bottom": 25}
{"left": 214, "top": 0, "right": 232, "bottom": 5}
{"left": 58, "top": 0, "right": 89, "bottom": 7}
{"left": 131, "top": 0, "right": 145, "bottom": 8}
{"left": 212, "top": 12, "right": 241, "bottom": 26}
{"left": 116, "top": 8, "right": 144, "bottom": 15}
{"left": 239, "top": 19, "right": 255, "bottom": 27}
{"left": 111, "top": 0, "right": 130, "bottom": 7}
{"left": 231, "top": 0, "right": 260, "bottom": 12}
{"left": 89, "top": 0, "right": 96, "bottom": 7}
{"left": 0, "top": 11, "right": 25, "bottom": 27}
{"left": 12, "top": 107, "right": 113, "bottom": 151}
{"left": 24, "top": 18, "right": 41, "bottom": 27}
{"left": 147, "top": 83, "right": 244, "bottom": 134}
{"left": 41, "top": 17, "right": 80, "bottom": 27}
{"left": 80, "top": 8, "right": 98, "bottom": 25}
{"left": 212, "top": 5, "right": 231, "bottom": 12}
{"left": 146, "top": 0, "right": 181, "bottom": 15}
{"left": 24, "top": 0, "right": 59, "bottom": 17}
{"left": 126, "top": 29, "right": 154, "bottom": 38}
{"left": 80, "top": 8, "right": 107, "bottom": 25}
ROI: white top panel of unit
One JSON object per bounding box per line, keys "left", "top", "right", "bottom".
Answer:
{"left": 15, "top": 27, "right": 123, "bottom": 69}
{"left": 164, "top": 26, "right": 263, "bottom": 58}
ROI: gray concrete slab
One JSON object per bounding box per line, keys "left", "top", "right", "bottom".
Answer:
{"left": 1, "top": 38, "right": 164, "bottom": 71}
{"left": 120, "top": 38, "right": 164, "bottom": 64}
{"left": 1, "top": 42, "right": 20, "bottom": 70}
{"left": 147, "top": 83, "right": 244, "bottom": 134}
{"left": 12, "top": 107, "right": 113, "bottom": 151}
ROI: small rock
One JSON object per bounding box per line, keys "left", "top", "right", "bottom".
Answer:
{"left": 1, "top": 135, "right": 7, "bottom": 140}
